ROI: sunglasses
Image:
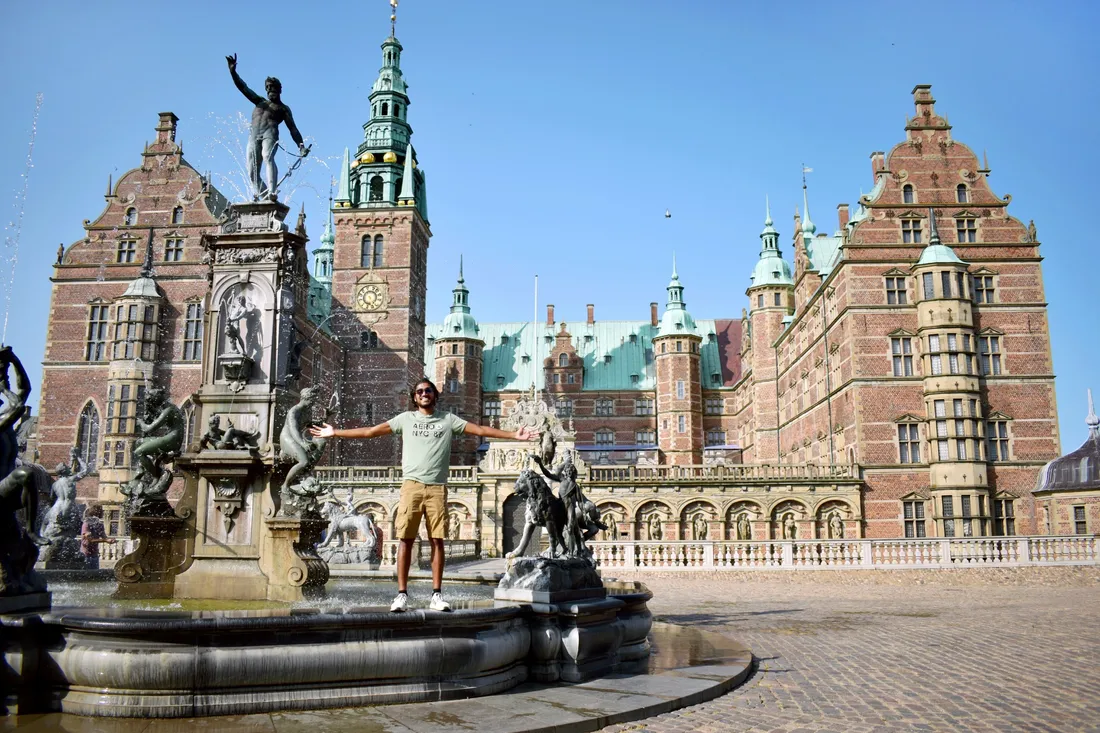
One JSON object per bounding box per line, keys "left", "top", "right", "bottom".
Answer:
{"left": 415, "top": 388, "right": 435, "bottom": 395}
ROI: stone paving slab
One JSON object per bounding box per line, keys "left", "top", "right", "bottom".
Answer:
{"left": 4, "top": 622, "right": 751, "bottom": 733}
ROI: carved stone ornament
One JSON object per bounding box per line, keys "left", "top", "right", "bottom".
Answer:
{"left": 219, "top": 206, "right": 285, "bottom": 235}
{"left": 212, "top": 477, "right": 245, "bottom": 533}
{"left": 215, "top": 247, "right": 281, "bottom": 265}
{"left": 218, "top": 353, "right": 252, "bottom": 392}
{"left": 500, "top": 392, "right": 572, "bottom": 440}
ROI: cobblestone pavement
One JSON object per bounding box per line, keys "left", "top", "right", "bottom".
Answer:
{"left": 602, "top": 567, "right": 1100, "bottom": 733}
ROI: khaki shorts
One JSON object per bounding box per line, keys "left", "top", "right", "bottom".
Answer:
{"left": 394, "top": 480, "right": 448, "bottom": 539}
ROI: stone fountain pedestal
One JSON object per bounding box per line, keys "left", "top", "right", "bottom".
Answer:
{"left": 261, "top": 517, "right": 329, "bottom": 602}
{"left": 113, "top": 514, "right": 191, "bottom": 599}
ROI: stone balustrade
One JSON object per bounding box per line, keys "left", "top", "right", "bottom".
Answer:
{"left": 97, "top": 539, "right": 134, "bottom": 568}
{"left": 314, "top": 465, "right": 480, "bottom": 484}
{"left": 588, "top": 535, "right": 1099, "bottom": 571}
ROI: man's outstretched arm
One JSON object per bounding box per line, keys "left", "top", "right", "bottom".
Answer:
{"left": 464, "top": 423, "right": 538, "bottom": 441}
{"left": 311, "top": 422, "right": 393, "bottom": 440}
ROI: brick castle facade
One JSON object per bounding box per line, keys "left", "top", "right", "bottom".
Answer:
{"left": 35, "top": 24, "right": 1082, "bottom": 545}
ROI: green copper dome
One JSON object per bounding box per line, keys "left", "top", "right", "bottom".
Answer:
{"left": 750, "top": 196, "right": 794, "bottom": 287}
{"left": 659, "top": 256, "right": 699, "bottom": 335}
{"left": 441, "top": 257, "right": 480, "bottom": 339}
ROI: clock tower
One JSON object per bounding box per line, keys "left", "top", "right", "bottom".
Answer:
{"left": 331, "top": 19, "right": 430, "bottom": 465}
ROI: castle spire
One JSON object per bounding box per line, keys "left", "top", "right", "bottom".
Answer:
{"left": 927, "top": 206, "right": 941, "bottom": 245}
{"left": 1087, "top": 389, "right": 1099, "bottom": 440}
{"left": 336, "top": 147, "right": 350, "bottom": 204}
{"left": 442, "top": 255, "right": 478, "bottom": 337}
{"left": 751, "top": 195, "right": 794, "bottom": 287}
{"left": 398, "top": 143, "right": 416, "bottom": 204}
{"left": 801, "top": 185, "right": 816, "bottom": 238}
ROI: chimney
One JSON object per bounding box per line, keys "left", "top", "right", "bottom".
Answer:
{"left": 586, "top": 304, "right": 594, "bottom": 325}
{"left": 837, "top": 204, "right": 849, "bottom": 230}
{"left": 546, "top": 304, "right": 555, "bottom": 325}
{"left": 650, "top": 302, "right": 659, "bottom": 327}
{"left": 156, "top": 112, "right": 179, "bottom": 145}
{"left": 870, "top": 151, "right": 885, "bottom": 177}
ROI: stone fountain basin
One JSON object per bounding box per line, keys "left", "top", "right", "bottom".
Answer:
{"left": 1, "top": 583, "right": 653, "bottom": 719}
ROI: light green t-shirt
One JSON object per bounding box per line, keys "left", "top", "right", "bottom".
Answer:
{"left": 387, "top": 410, "right": 469, "bottom": 485}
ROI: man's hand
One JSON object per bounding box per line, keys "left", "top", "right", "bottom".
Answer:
{"left": 226, "top": 53, "right": 237, "bottom": 71}
{"left": 310, "top": 423, "right": 335, "bottom": 439}
{"left": 515, "top": 425, "right": 539, "bottom": 441}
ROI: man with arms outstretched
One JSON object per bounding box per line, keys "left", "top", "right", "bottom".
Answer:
{"left": 312, "top": 378, "right": 537, "bottom": 611}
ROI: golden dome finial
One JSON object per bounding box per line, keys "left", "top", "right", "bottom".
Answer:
{"left": 390, "top": 0, "right": 398, "bottom": 36}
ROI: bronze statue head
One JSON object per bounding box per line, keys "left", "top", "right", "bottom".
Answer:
{"left": 265, "top": 76, "right": 282, "bottom": 101}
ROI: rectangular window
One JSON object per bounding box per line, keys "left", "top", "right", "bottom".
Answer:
{"left": 942, "top": 496, "right": 955, "bottom": 538}
{"left": 116, "top": 239, "right": 137, "bottom": 263}
{"left": 937, "top": 440, "right": 950, "bottom": 461}
{"left": 553, "top": 373, "right": 560, "bottom": 384}
{"left": 930, "top": 354, "right": 942, "bottom": 375}
{"left": 85, "top": 304, "right": 109, "bottom": 361}
{"left": 705, "top": 429, "right": 725, "bottom": 446}
{"left": 978, "top": 336, "right": 1002, "bottom": 375}
{"left": 973, "top": 276, "right": 995, "bottom": 304}
{"left": 676, "top": 380, "right": 685, "bottom": 399}
{"left": 705, "top": 397, "right": 722, "bottom": 415}
{"left": 953, "top": 399, "right": 963, "bottom": 417}
{"left": 555, "top": 399, "right": 573, "bottom": 418}
{"left": 941, "top": 271, "right": 953, "bottom": 298}
{"left": 1074, "top": 506, "right": 1087, "bottom": 535}
{"left": 898, "top": 424, "right": 921, "bottom": 464}
{"left": 891, "top": 337, "right": 913, "bottom": 376}
{"left": 773, "top": 292, "right": 781, "bottom": 306}
{"left": 677, "top": 415, "right": 686, "bottom": 433}
{"left": 634, "top": 398, "right": 654, "bottom": 416}
{"left": 923, "top": 272, "right": 935, "bottom": 299}
{"left": 961, "top": 495, "right": 974, "bottom": 536}
{"left": 903, "top": 500, "right": 926, "bottom": 538}
{"left": 992, "top": 499, "right": 1015, "bottom": 536}
{"left": 566, "top": 373, "right": 575, "bottom": 384}
{"left": 595, "top": 399, "right": 613, "bottom": 416}
{"left": 757, "top": 294, "right": 764, "bottom": 308}
{"left": 956, "top": 438, "right": 967, "bottom": 460}
{"left": 934, "top": 400, "right": 946, "bottom": 418}
{"left": 956, "top": 272, "right": 966, "bottom": 299}
{"left": 885, "top": 277, "right": 907, "bottom": 305}
{"left": 594, "top": 430, "right": 614, "bottom": 446}
{"left": 987, "top": 420, "right": 1009, "bottom": 461}
{"left": 165, "top": 238, "right": 185, "bottom": 262}
{"left": 902, "top": 220, "right": 922, "bottom": 244}
{"left": 635, "top": 430, "right": 656, "bottom": 446}
{"left": 482, "top": 400, "right": 501, "bottom": 417}
{"left": 182, "top": 303, "right": 203, "bottom": 361}
{"left": 956, "top": 218, "right": 977, "bottom": 243}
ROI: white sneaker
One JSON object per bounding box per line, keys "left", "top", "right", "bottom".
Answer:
{"left": 390, "top": 592, "right": 409, "bottom": 612}
{"left": 429, "top": 592, "right": 452, "bottom": 612}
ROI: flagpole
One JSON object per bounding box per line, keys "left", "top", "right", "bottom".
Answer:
{"left": 533, "top": 274, "right": 539, "bottom": 402}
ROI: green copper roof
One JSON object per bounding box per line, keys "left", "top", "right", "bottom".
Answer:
{"left": 658, "top": 257, "right": 698, "bottom": 336}
{"left": 424, "top": 319, "right": 729, "bottom": 392}
{"left": 807, "top": 233, "right": 843, "bottom": 278}
{"left": 917, "top": 207, "right": 966, "bottom": 266}
{"left": 751, "top": 196, "right": 794, "bottom": 287}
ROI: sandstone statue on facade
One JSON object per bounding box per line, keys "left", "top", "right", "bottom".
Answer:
{"left": 736, "top": 512, "right": 752, "bottom": 541}
{"left": 647, "top": 513, "right": 663, "bottom": 541}
{"left": 692, "top": 513, "right": 708, "bottom": 541}
{"left": 226, "top": 54, "right": 309, "bottom": 200}
{"left": 828, "top": 512, "right": 844, "bottom": 539}
{"left": 783, "top": 513, "right": 797, "bottom": 540}
{"left": 122, "top": 387, "right": 185, "bottom": 516}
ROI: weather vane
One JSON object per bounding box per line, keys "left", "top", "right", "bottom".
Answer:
{"left": 390, "top": 0, "right": 398, "bottom": 36}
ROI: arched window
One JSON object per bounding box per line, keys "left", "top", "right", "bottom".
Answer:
{"left": 558, "top": 353, "right": 569, "bottom": 367}
{"left": 372, "top": 104, "right": 377, "bottom": 117}
{"left": 381, "top": 102, "right": 389, "bottom": 116}
{"left": 369, "top": 176, "right": 383, "bottom": 202}
{"left": 956, "top": 184, "right": 968, "bottom": 203}
{"left": 902, "top": 185, "right": 914, "bottom": 204}
{"left": 393, "top": 103, "right": 400, "bottom": 118}
{"left": 393, "top": 178, "right": 403, "bottom": 202}
{"left": 171, "top": 206, "right": 184, "bottom": 224}
{"left": 181, "top": 400, "right": 197, "bottom": 447}
{"left": 373, "top": 235, "right": 384, "bottom": 267}
{"left": 124, "top": 208, "right": 137, "bottom": 226}
{"left": 360, "top": 235, "right": 372, "bottom": 267}
{"left": 76, "top": 402, "right": 101, "bottom": 469}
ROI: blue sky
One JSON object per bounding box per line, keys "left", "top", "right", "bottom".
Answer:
{"left": 1, "top": 1, "right": 1097, "bottom": 448}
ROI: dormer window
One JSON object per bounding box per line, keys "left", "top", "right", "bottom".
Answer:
{"left": 171, "top": 206, "right": 183, "bottom": 225}
{"left": 496, "top": 375, "right": 505, "bottom": 388}
{"left": 603, "top": 354, "right": 611, "bottom": 364}
{"left": 558, "top": 353, "right": 568, "bottom": 367}
{"left": 956, "top": 184, "right": 968, "bottom": 203}
{"left": 630, "top": 374, "right": 639, "bottom": 384}
{"left": 629, "top": 333, "right": 637, "bottom": 343}
{"left": 902, "top": 184, "right": 914, "bottom": 204}
{"left": 124, "top": 208, "right": 137, "bottom": 226}
{"left": 500, "top": 334, "right": 509, "bottom": 344}
{"left": 584, "top": 334, "right": 592, "bottom": 342}
{"left": 521, "top": 354, "right": 530, "bottom": 363}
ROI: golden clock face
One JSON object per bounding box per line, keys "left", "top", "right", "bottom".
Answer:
{"left": 357, "top": 284, "right": 383, "bottom": 311}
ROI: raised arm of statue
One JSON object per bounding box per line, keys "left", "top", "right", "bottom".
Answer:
{"left": 139, "top": 406, "right": 173, "bottom": 435}
{"left": 72, "top": 454, "right": 89, "bottom": 482}
{"left": 226, "top": 54, "right": 264, "bottom": 107}
{"left": 532, "top": 455, "right": 561, "bottom": 483}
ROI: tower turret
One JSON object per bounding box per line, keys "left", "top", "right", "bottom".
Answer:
{"left": 307, "top": 216, "right": 334, "bottom": 324}
{"left": 745, "top": 198, "right": 794, "bottom": 462}
{"left": 653, "top": 257, "right": 703, "bottom": 466}
{"left": 913, "top": 208, "right": 990, "bottom": 537}
{"left": 433, "top": 257, "right": 483, "bottom": 463}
